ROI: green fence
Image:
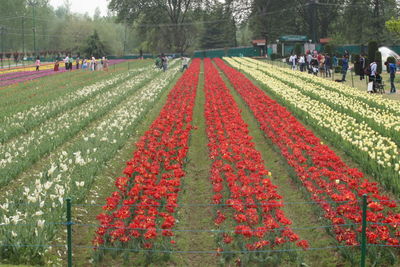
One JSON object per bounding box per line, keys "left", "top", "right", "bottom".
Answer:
{"left": 194, "top": 46, "right": 262, "bottom": 58}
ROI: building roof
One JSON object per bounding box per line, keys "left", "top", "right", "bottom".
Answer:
{"left": 252, "top": 39, "right": 266, "bottom": 45}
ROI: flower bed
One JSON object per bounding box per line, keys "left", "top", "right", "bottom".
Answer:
{"left": 227, "top": 58, "right": 400, "bottom": 195}
{"left": 92, "top": 59, "right": 200, "bottom": 259}
{"left": 215, "top": 57, "right": 400, "bottom": 265}
{"left": 239, "top": 58, "right": 400, "bottom": 145}
{"left": 203, "top": 58, "right": 308, "bottom": 265}
{"left": 0, "top": 60, "right": 181, "bottom": 263}
{"left": 242, "top": 58, "right": 400, "bottom": 116}
{"left": 0, "top": 60, "right": 128, "bottom": 88}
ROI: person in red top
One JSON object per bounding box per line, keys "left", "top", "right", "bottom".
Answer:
{"left": 35, "top": 56, "right": 40, "bottom": 71}
{"left": 54, "top": 59, "right": 59, "bottom": 71}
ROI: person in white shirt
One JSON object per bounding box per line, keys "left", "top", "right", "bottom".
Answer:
{"left": 298, "top": 55, "right": 306, "bottom": 72}
{"left": 289, "top": 54, "right": 297, "bottom": 70}
{"left": 64, "top": 56, "right": 69, "bottom": 70}
{"left": 181, "top": 56, "right": 190, "bottom": 72}
{"left": 370, "top": 61, "right": 377, "bottom": 77}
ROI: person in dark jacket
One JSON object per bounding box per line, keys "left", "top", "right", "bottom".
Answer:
{"left": 324, "top": 54, "right": 332, "bottom": 78}
{"left": 359, "top": 54, "right": 366, "bottom": 80}
{"left": 341, "top": 55, "right": 349, "bottom": 82}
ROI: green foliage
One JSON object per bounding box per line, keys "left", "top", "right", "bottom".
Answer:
{"left": 352, "top": 54, "right": 361, "bottom": 75}
{"left": 368, "top": 41, "right": 378, "bottom": 63}
{"left": 277, "top": 43, "right": 282, "bottom": 56}
{"left": 271, "top": 53, "right": 280, "bottom": 60}
{"left": 375, "top": 51, "right": 382, "bottom": 74}
{"left": 385, "top": 17, "right": 400, "bottom": 37}
{"left": 294, "top": 43, "right": 302, "bottom": 56}
{"left": 83, "top": 30, "right": 110, "bottom": 58}
{"left": 387, "top": 56, "right": 396, "bottom": 64}
{"left": 323, "top": 44, "right": 334, "bottom": 56}
{"left": 200, "top": 3, "right": 236, "bottom": 49}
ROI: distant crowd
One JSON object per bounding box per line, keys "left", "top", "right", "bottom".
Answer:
{"left": 154, "top": 54, "right": 190, "bottom": 72}
{"left": 34, "top": 55, "right": 109, "bottom": 72}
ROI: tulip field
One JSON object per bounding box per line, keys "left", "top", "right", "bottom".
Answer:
{"left": 0, "top": 57, "right": 400, "bottom": 266}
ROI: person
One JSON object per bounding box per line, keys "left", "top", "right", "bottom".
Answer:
{"left": 324, "top": 54, "right": 332, "bottom": 78}
{"left": 103, "top": 57, "right": 109, "bottom": 71}
{"left": 155, "top": 56, "right": 162, "bottom": 69}
{"left": 54, "top": 59, "right": 59, "bottom": 71}
{"left": 359, "top": 54, "right": 366, "bottom": 80}
{"left": 319, "top": 53, "right": 325, "bottom": 77}
{"left": 35, "top": 56, "right": 40, "bottom": 71}
{"left": 389, "top": 61, "right": 397, "bottom": 93}
{"left": 370, "top": 61, "right": 378, "bottom": 79}
{"left": 311, "top": 56, "right": 319, "bottom": 75}
{"left": 64, "top": 55, "right": 69, "bottom": 70}
{"left": 76, "top": 57, "right": 80, "bottom": 69}
{"left": 289, "top": 54, "right": 297, "bottom": 70}
{"left": 91, "top": 56, "right": 96, "bottom": 71}
{"left": 299, "top": 54, "right": 306, "bottom": 72}
{"left": 181, "top": 56, "right": 189, "bottom": 72}
{"left": 333, "top": 55, "right": 338, "bottom": 68}
{"left": 161, "top": 54, "right": 168, "bottom": 72}
{"left": 341, "top": 55, "right": 349, "bottom": 81}
{"left": 306, "top": 52, "right": 313, "bottom": 73}
{"left": 82, "top": 58, "right": 88, "bottom": 70}
{"left": 68, "top": 55, "right": 73, "bottom": 71}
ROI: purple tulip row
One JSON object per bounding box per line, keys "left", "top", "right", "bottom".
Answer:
{"left": 0, "top": 59, "right": 128, "bottom": 88}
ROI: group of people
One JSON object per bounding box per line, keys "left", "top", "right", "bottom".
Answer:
{"left": 53, "top": 55, "right": 109, "bottom": 72}
{"left": 155, "top": 54, "right": 169, "bottom": 72}
{"left": 288, "top": 51, "right": 340, "bottom": 79}
{"left": 154, "top": 54, "right": 190, "bottom": 72}
{"left": 287, "top": 50, "right": 397, "bottom": 94}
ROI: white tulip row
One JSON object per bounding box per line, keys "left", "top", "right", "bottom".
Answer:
{"left": 236, "top": 58, "right": 400, "bottom": 143}
{"left": 0, "top": 67, "right": 149, "bottom": 143}
{"left": 242, "top": 57, "right": 400, "bottom": 116}
{"left": 0, "top": 61, "right": 181, "bottom": 260}
{"left": 0, "top": 65, "right": 157, "bottom": 186}
{"left": 226, "top": 58, "right": 400, "bottom": 180}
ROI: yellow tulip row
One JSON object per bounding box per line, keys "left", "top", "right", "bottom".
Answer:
{"left": 243, "top": 57, "right": 400, "bottom": 116}
{"left": 238, "top": 57, "right": 400, "bottom": 143}
{"left": 226, "top": 57, "right": 400, "bottom": 186}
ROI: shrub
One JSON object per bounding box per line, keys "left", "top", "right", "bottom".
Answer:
{"left": 271, "top": 53, "right": 280, "bottom": 60}
{"left": 294, "top": 43, "right": 302, "bottom": 56}
{"left": 368, "top": 41, "right": 378, "bottom": 62}
{"left": 387, "top": 56, "right": 396, "bottom": 64}
{"left": 352, "top": 54, "right": 361, "bottom": 75}
{"left": 375, "top": 51, "right": 382, "bottom": 74}
{"left": 335, "top": 66, "right": 342, "bottom": 73}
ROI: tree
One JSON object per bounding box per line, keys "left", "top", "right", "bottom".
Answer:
{"left": 108, "top": 0, "right": 197, "bottom": 53}
{"left": 368, "top": 40, "right": 378, "bottom": 63}
{"left": 375, "top": 50, "right": 382, "bottom": 73}
{"left": 386, "top": 18, "right": 400, "bottom": 38}
{"left": 83, "top": 30, "right": 109, "bottom": 58}
{"left": 200, "top": 2, "right": 236, "bottom": 49}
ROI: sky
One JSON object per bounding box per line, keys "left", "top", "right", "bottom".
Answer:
{"left": 49, "top": 0, "right": 109, "bottom": 17}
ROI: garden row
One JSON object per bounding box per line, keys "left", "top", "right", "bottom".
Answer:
{"left": 0, "top": 60, "right": 181, "bottom": 264}
{"left": 0, "top": 60, "right": 127, "bottom": 88}
{"left": 230, "top": 57, "right": 400, "bottom": 195}
{"left": 92, "top": 58, "right": 310, "bottom": 266}
{"left": 220, "top": 57, "right": 400, "bottom": 265}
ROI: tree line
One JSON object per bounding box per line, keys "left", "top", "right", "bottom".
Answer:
{"left": 1, "top": 0, "right": 399, "bottom": 58}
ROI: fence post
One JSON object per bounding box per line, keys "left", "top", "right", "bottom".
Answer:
{"left": 66, "top": 198, "right": 73, "bottom": 267}
{"left": 351, "top": 69, "right": 354, "bottom": 87}
{"left": 360, "top": 194, "right": 367, "bottom": 267}
{"left": 128, "top": 61, "right": 130, "bottom": 71}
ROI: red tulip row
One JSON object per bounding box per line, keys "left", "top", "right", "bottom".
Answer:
{"left": 93, "top": 59, "right": 200, "bottom": 251}
{"left": 203, "top": 58, "right": 309, "bottom": 260}
{"left": 214, "top": 58, "right": 400, "bottom": 248}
